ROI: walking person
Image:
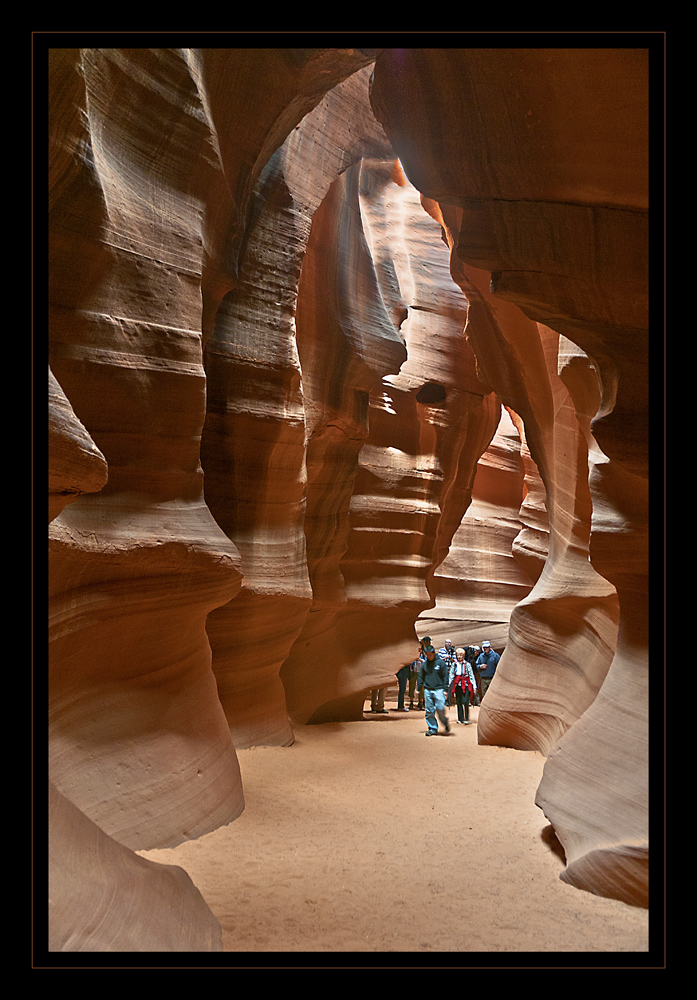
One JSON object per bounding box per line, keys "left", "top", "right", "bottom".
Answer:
{"left": 476, "top": 641, "right": 500, "bottom": 699}
{"left": 414, "top": 636, "right": 433, "bottom": 711}
{"left": 450, "top": 647, "right": 477, "bottom": 724}
{"left": 417, "top": 645, "right": 450, "bottom": 736}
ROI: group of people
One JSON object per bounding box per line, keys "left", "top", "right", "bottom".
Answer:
{"left": 369, "top": 636, "right": 501, "bottom": 737}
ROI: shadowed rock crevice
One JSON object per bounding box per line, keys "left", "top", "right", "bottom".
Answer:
{"left": 416, "top": 381, "right": 447, "bottom": 405}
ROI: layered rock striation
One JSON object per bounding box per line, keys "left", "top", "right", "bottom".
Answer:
{"left": 201, "top": 68, "right": 397, "bottom": 748}
{"left": 47, "top": 44, "right": 652, "bottom": 951}
{"left": 370, "top": 46, "right": 650, "bottom": 906}
{"left": 418, "top": 404, "right": 537, "bottom": 652}
{"left": 280, "top": 156, "right": 496, "bottom": 724}
{"left": 47, "top": 46, "right": 384, "bottom": 951}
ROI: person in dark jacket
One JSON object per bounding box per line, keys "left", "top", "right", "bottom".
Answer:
{"left": 417, "top": 645, "right": 451, "bottom": 736}
{"left": 412, "top": 635, "right": 432, "bottom": 711}
{"left": 465, "top": 645, "right": 481, "bottom": 704}
{"left": 476, "top": 641, "right": 500, "bottom": 699}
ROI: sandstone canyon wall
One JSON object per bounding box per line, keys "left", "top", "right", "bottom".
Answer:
{"left": 280, "top": 155, "right": 498, "bottom": 726}
{"left": 48, "top": 46, "right": 388, "bottom": 952}
{"left": 46, "top": 44, "right": 652, "bottom": 950}
{"left": 418, "top": 404, "right": 537, "bottom": 653}
{"left": 370, "top": 46, "right": 650, "bottom": 906}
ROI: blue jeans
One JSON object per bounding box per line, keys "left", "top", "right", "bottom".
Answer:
{"left": 424, "top": 688, "right": 448, "bottom": 733}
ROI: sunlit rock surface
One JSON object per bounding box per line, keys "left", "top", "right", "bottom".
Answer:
{"left": 47, "top": 45, "right": 651, "bottom": 952}
{"left": 371, "top": 46, "right": 649, "bottom": 905}
{"left": 49, "top": 782, "right": 222, "bottom": 952}
{"left": 418, "top": 405, "right": 536, "bottom": 651}
{"left": 280, "top": 156, "right": 496, "bottom": 725}
{"left": 47, "top": 45, "right": 381, "bottom": 951}
{"left": 201, "top": 67, "right": 396, "bottom": 748}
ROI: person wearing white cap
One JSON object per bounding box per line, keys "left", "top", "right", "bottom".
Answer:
{"left": 475, "top": 641, "right": 500, "bottom": 699}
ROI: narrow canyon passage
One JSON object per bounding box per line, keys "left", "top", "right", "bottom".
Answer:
{"left": 46, "top": 44, "right": 656, "bottom": 956}
{"left": 139, "top": 693, "right": 649, "bottom": 957}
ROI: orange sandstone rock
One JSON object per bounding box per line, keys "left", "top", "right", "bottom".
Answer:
{"left": 371, "top": 46, "right": 650, "bottom": 906}
{"left": 46, "top": 45, "right": 653, "bottom": 955}
{"left": 47, "top": 45, "right": 380, "bottom": 950}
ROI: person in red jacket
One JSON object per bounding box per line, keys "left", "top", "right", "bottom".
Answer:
{"left": 450, "top": 647, "right": 477, "bottom": 724}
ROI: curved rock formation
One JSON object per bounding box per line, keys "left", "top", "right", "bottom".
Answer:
{"left": 49, "top": 782, "right": 222, "bottom": 952}
{"left": 47, "top": 45, "right": 381, "bottom": 950}
{"left": 201, "top": 66, "right": 395, "bottom": 748}
{"left": 534, "top": 338, "right": 650, "bottom": 906}
{"left": 49, "top": 47, "right": 249, "bottom": 857}
{"left": 46, "top": 44, "right": 653, "bottom": 952}
{"left": 280, "top": 156, "right": 496, "bottom": 724}
{"left": 419, "top": 404, "right": 536, "bottom": 651}
{"left": 49, "top": 365, "right": 109, "bottom": 523}
{"left": 370, "top": 46, "right": 649, "bottom": 905}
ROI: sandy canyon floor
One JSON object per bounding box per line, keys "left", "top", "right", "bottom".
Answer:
{"left": 140, "top": 693, "right": 652, "bottom": 964}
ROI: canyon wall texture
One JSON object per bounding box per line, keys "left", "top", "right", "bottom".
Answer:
{"left": 46, "top": 44, "right": 652, "bottom": 950}
{"left": 370, "top": 46, "right": 650, "bottom": 906}
{"left": 418, "top": 404, "right": 537, "bottom": 652}
{"left": 48, "top": 45, "right": 384, "bottom": 952}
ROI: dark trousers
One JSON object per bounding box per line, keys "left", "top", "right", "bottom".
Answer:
{"left": 454, "top": 684, "right": 471, "bottom": 722}
{"left": 396, "top": 666, "right": 409, "bottom": 709}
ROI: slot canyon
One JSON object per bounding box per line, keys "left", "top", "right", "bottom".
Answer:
{"left": 46, "top": 42, "right": 657, "bottom": 959}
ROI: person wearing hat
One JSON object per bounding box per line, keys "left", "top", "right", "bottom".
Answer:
{"left": 411, "top": 635, "right": 432, "bottom": 711}
{"left": 475, "top": 641, "right": 500, "bottom": 699}
{"left": 416, "top": 644, "right": 451, "bottom": 736}
{"left": 437, "top": 640, "right": 457, "bottom": 704}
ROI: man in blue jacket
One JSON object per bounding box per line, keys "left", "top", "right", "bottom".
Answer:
{"left": 476, "top": 641, "right": 500, "bottom": 699}
{"left": 417, "top": 645, "right": 451, "bottom": 736}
